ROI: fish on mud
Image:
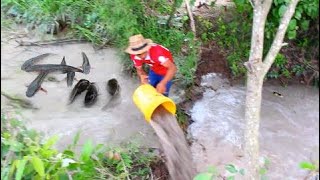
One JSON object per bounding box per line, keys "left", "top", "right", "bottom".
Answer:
{"left": 81, "top": 52, "right": 91, "bottom": 74}
{"left": 84, "top": 82, "right": 98, "bottom": 107}
{"left": 66, "top": 71, "right": 75, "bottom": 87}
{"left": 61, "top": 56, "right": 66, "bottom": 65}
{"left": 102, "top": 78, "right": 121, "bottom": 110}
{"left": 23, "top": 64, "right": 84, "bottom": 74}
{"left": 21, "top": 53, "right": 54, "bottom": 71}
{"left": 1, "top": 91, "right": 38, "bottom": 109}
{"left": 69, "top": 79, "right": 90, "bottom": 104}
{"left": 61, "top": 56, "right": 76, "bottom": 87}
{"left": 106, "top": 78, "right": 120, "bottom": 96}
{"left": 26, "top": 72, "right": 49, "bottom": 97}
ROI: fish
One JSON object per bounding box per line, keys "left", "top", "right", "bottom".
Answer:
{"left": 69, "top": 79, "right": 90, "bottom": 104}
{"left": 61, "top": 56, "right": 76, "bottom": 87}
{"left": 26, "top": 72, "right": 49, "bottom": 97}
{"left": 61, "top": 56, "right": 66, "bottom": 65}
{"left": 84, "top": 82, "right": 98, "bottom": 107}
{"left": 1, "top": 91, "right": 38, "bottom": 109}
{"left": 106, "top": 78, "right": 120, "bottom": 96}
{"left": 273, "top": 91, "right": 283, "bottom": 98}
{"left": 21, "top": 53, "right": 53, "bottom": 71}
{"left": 102, "top": 78, "right": 121, "bottom": 110}
{"left": 66, "top": 71, "right": 75, "bottom": 87}
{"left": 81, "top": 52, "right": 91, "bottom": 74}
{"left": 24, "top": 64, "right": 84, "bottom": 74}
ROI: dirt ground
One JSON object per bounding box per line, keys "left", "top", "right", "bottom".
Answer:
{"left": 195, "top": 41, "right": 231, "bottom": 84}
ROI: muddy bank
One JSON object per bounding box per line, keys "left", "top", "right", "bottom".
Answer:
{"left": 1, "top": 29, "right": 161, "bottom": 151}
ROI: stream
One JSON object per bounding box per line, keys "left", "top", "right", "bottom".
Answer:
{"left": 189, "top": 73, "right": 319, "bottom": 179}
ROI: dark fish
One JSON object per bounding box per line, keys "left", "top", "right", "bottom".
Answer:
{"left": 21, "top": 53, "right": 53, "bottom": 71}
{"left": 26, "top": 72, "right": 49, "bottom": 97}
{"left": 61, "top": 56, "right": 66, "bottom": 65}
{"left": 84, "top": 82, "right": 98, "bottom": 107}
{"left": 273, "top": 91, "right": 283, "bottom": 98}
{"left": 24, "top": 64, "right": 83, "bottom": 74}
{"left": 66, "top": 72, "right": 75, "bottom": 87}
{"left": 61, "top": 56, "right": 76, "bottom": 87}
{"left": 81, "top": 52, "right": 91, "bottom": 74}
{"left": 106, "top": 78, "right": 120, "bottom": 96}
{"left": 69, "top": 79, "right": 90, "bottom": 104}
{"left": 102, "top": 78, "right": 121, "bottom": 110}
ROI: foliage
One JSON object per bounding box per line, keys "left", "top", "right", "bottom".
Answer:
{"left": 204, "top": 0, "right": 319, "bottom": 84}
{"left": 1, "top": 112, "right": 157, "bottom": 180}
{"left": 299, "top": 161, "right": 318, "bottom": 171}
{"left": 193, "top": 157, "right": 272, "bottom": 180}
{"left": 193, "top": 164, "right": 245, "bottom": 180}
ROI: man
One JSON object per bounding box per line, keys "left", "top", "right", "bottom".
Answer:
{"left": 125, "top": 34, "right": 177, "bottom": 96}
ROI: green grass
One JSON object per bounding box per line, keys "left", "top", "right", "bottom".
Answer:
{"left": 1, "top": 112, "right": 158, "bottom": 180}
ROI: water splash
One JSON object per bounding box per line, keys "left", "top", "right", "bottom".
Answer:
{"left": 150, "top": 106, "right": 196, "bottom": 180}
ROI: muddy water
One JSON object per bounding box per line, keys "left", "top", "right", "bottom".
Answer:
{"left": 1, "top": 30, "right": 159, "bottom": 150}
{"left": 151, "top": 106, "right": 196, "bottom": 180}
{"left": 189, "top": 73, "right": 319, "bottom": 179}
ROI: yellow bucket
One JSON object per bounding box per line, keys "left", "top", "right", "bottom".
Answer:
{"left": 132, "top": 84, "right": 176, "bottom": 122}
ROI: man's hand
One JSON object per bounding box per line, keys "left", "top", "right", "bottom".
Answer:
{"left": 156, "top": 82, "right": 166, "bottom": 94}
{"left": 140, "top": 74, "right": 149, "bottom": 84}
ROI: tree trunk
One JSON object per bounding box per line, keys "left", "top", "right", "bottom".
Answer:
{"left": 243, "top": 0, "right": 300, "bottom": 179}
{"left": 244, "top": 71, "right": 264, "bottom": 179}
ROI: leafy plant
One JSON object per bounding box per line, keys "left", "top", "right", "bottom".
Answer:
{"left": 1, "top": 112, "right": 158, "bottom": 180}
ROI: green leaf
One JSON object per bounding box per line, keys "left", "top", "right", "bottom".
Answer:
{"left": 193, "top": 172, "right": 213, "bottom": 180}
{"left": 288, "top": 19, "right": 297, "bottom": 30}
{"left": 15, "top": 159, "right": 27, "bottom": 180}
{"left": 43, "top": 135, "right": 59, "bottom": 149}
{"left": 287, "top": 30, "right": 296, "bottom": 39}
{"left": 227, "top": 176, "right": 235, "bottom": 180}
{"left": 225, "top": 164, "right": 238, "bottom": 174}
{"left": 301, "top": 20, "right": 310, "bottom": 31}
{"left": 31, "top": 156, "right": 45, "bottom": 177}
{"left": 278, "top": 5, "right": 287, "bottom": 17}
{"left": 259, "top": 168, "right": 267, "bottom": 175}
{"left": 299, "top": 161, "right": 316, "bottom": 170}
{"left": 72, "top": 131, "right": 81, "bottom": 147}
{"left": 294, "top": 11, "right": 301, "bottom": 20}
{"left": 9, "top": 140, "right": 24, "bottom": 152}
{"left": 81, "top": 140, "right": 93, "bottom": 162}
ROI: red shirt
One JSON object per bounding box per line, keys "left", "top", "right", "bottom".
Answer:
{"left": 130, "top": 44, "right": 173, "bottom": 76}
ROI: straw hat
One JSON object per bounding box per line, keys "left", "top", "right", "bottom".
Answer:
{"left": 125, "top": 34, "right": 153, "bottom": 54}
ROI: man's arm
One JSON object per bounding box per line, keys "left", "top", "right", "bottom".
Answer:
{"left": 136, "top": 66, "right": 149, "bottom": 84}
{"left": 156, "top": 60, "right": 177, "bottom": 94}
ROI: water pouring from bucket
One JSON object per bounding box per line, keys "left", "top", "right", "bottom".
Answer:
{"left": 133, "top": 84, "right": 196, "bottom": 180}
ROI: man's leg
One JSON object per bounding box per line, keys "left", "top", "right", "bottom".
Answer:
{"left": 148, "top": 70, "right": 172, "bottom": 97}
{"left": 148, "top": 70, "right": 161, "bottom": 88}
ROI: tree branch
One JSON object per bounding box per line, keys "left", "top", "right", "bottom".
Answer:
{"left": 262, "top": 0, "right": 300, "bottom": 75}
{"left": 184, "top": 0, "right": 196, "bottom": 36}
{"left": 262, "top": 0, "right": 273, "bottom": 18}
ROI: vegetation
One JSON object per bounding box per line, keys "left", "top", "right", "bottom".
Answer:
{"left": 1, "top": 112, "right": 160, "bottom": 179}
{"left": 196, "top": 0, "right": 319, "bottom": 85}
